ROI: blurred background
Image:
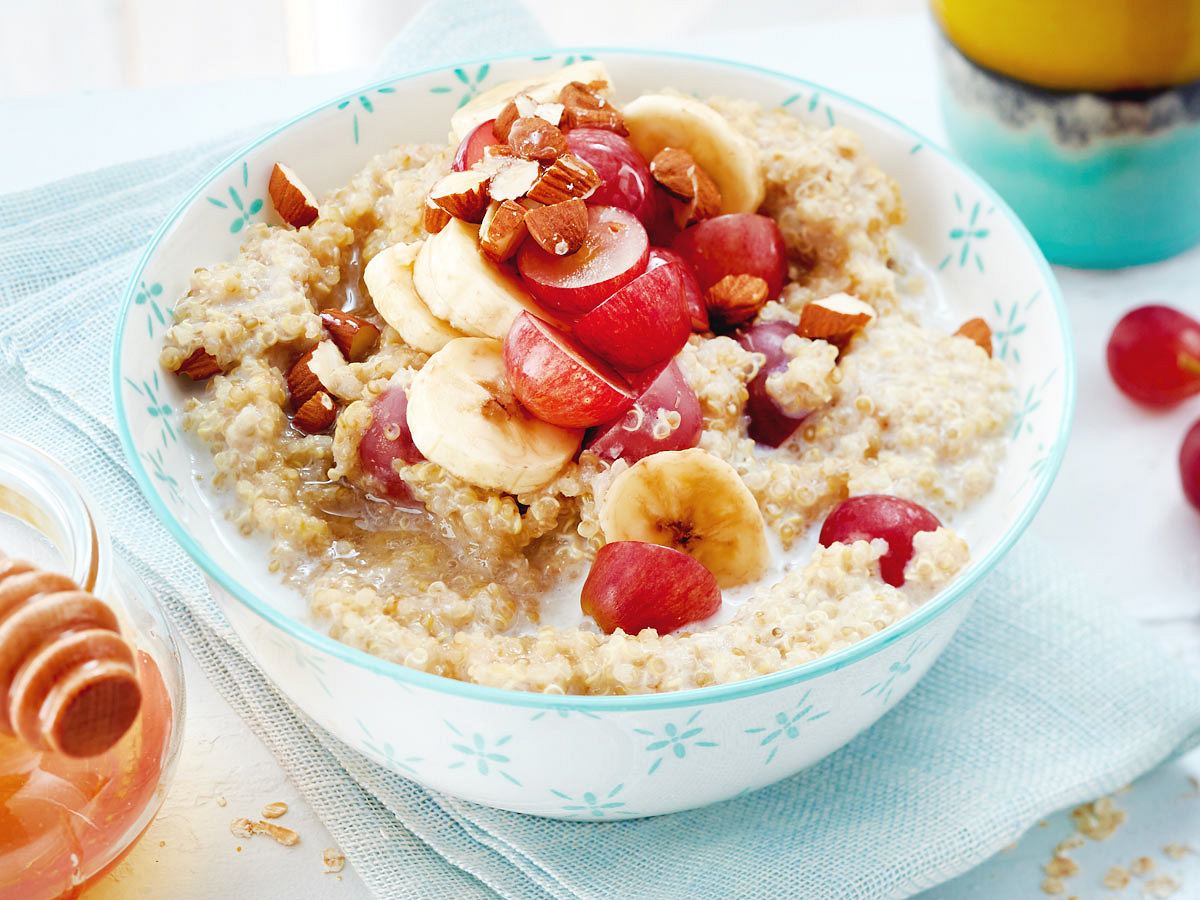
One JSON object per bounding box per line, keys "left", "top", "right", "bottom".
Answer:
{"left": 0, "top": 0, "right": 918, "bottom": 100}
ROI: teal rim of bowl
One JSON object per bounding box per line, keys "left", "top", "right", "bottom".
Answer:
{"left": 113, "top": 46, "right": 1076, "bottom": 713}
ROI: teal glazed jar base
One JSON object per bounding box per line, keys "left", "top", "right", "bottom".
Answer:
{"left": 937, "top": 38, "right": 1200, "bottom": 270}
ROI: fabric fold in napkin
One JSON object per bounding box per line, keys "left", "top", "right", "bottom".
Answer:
{"left": 2, "top": 2, "right": 1199, "bottom": 897}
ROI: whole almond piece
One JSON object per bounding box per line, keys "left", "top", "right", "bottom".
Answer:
{"left": 670, "top": 163, "right": 722, "bottom": 229}
{"left": 293, "top": 390, "right": 337, "bottom": 434}
{"left": 650, "top": 148, "right": 701, "bottom": 199}
{"left": 286, "top": 349, "right": 322, "bottom": 408}
{"left": 955, "top": 317, "right": 993, "bottom": 356}
{"left": 706, "top": 274, "right": 769, "bottom": 330}
{"left": 269, "top": 163, "right": 320, "bottom": 228}
{"left": 423, "top": 197, "right": 451, "bottom": 234}
{"left": 525, "top": 199, "right": 588, "bottom": 256}
{"left": 177, "top": 348, "right": 222, "bottom": 380}
{"left": 527, "top": 153, "right": 601, "bottom": 205}
{"left": 797, "top": 294, "right": 876, "bottom": 342}
{"left": 479, "top": 200, "right": 529, "bottom": 262}
{"left": 493, "top": 100, "right": 520, "bottom": 141}
{"left": 507, "top": 117, "right": 567, "bottom": 162}
{"left": 428, "top": 170, "right": 491, "bottom": 223}
{"left": 319, "top": 310, "right": 379, "bottom": 362}
{"left": 562, "top": 105, "right": 627, "bottom": 134}
{"left": 558, "top": 81, "right": 607, "bottom": 111}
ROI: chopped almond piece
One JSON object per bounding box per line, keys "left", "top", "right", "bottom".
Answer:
{"left": 798, "top": 294, "right": 876, "bottom": 342}
{"left": 177, "top": 348, "right": 222, "bottom": 380}
{"left": 558, "top": 80, "right": 606, "bottom": 111}
{"left": 293, "top": 391, "right": 337, "bottom": 434}
{"left": 493, "top": 100, "right": 520, "bottom": 140}
{"left": 562, "top": 105, "right": 627, "bottom": 134}
{"left": 955, "top": 317, "right": 993, "bottom": 356}
{"left": 423, "top": 197, "right": 451, "bottom": 234}
{"left": 706, "top": 274, "right": 769, "bottom": 330}
{"left": 487, "top": 159, "right": 541, "bottom": 202}
{"left": 319, "top": 310, "right": 379, "bottom": 361}
{"left": 527, "top": 153, "right": 601, "bottom": 204}
{"left": 269, "top": 163, "right": 320, "bottom": 228}
{"left": 428, "top": 170, "right": 491, "bottom": 223}
{"left": 479, "top": 200, "right": 529, "bottom": 262}
{"left": 507, "top": 116, "right": 567, "bottom": 161}
{"left": 667, "top": 159, "right": 722, "bottom": 228}
{"left": 525, "top": 199, "right": 588, "bottom": 256}
{"left": 286, "top": 349, "right": 322, "bottom": 408}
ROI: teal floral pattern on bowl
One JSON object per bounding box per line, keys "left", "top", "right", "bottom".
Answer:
{"left": 113, "top": 50, "right": 1072, "bottom": 819}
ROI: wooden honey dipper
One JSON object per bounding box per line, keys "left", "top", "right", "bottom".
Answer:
{"left": 0, "top": 553, "right": 142, "bottom": 757}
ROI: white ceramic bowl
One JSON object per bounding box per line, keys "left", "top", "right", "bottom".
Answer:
{"left": 114, "top": 49, "right": 1073, "bottom": 819}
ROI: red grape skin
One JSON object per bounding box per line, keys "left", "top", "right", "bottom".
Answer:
{"left": 586, "top": 361, "right": 701, "bottom": 464}
{"left": 1181, "top": 419, "right": 1200, "bottom": 513}
{"left": 1106, "top": 304, "right": 1200, "bottom": 406}
{"left": 358, "top": 386, "right": 424, "bottom": 505}
{"left": 647, "top": 247, "right": 709, "bottom": 332}
{"left": 738, "top": 320, "right": 809, "bottom": 447}
{"left": 818, "top": 495, "right": 942, "bottom": 587}
{"left": 566, "top": 129, "right": 657, "bottom": 227}
{"left": 451, "top": 119, "right": 501, "bottom": 172}
{"left": 671, "top": 214, "right": 788, "bottom": 298}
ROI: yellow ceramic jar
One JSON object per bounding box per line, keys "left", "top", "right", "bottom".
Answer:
{"left": 933, "top": 0, "right": 1200, "bottom": 91}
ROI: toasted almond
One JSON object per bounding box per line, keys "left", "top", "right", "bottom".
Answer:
{"left": 525, "top": 199, "right": 588, "bottom": 256}
{"left": 527, "top": 153, "right": 601, "bottom": 204}
{"left": 428, "top": 170, "right": 491, "bottom": 223}
{"left": 479, "top": 200, "right": 529, "bottom": 262}
{"left": 650, "top": 147, "right": 699, "bottom": 199}
{"left": 798, "top": 293, "right": 876, "bottom": 342}
{"left": 487, "top": 158, "right": 541, "bottom": 202}
{"left": 955, "top": 317, "right": 993, "bottom": 356}
{"left": 562, "top": 105, "right": 627, "bottom": 134}
{"left": 269, "top": 163, "right": 319, "bottom": 228}
{"left": 507, "top": 116, "right": 567, "bottom": 161}
{"left": 262, "top": 801, "right": 288, "bottom": 819}
{"left": 319, "top": 310, "right": 379, "bottom": 361}
{"left": 177, "top": 348, "right": 222, "bottom": 380}
{"left": 286, "top": 349, "right": 322, "bottom": 408}
{"left": 493, "top": 100, "right": 520, "bottom": 140}
{"left": 706, "top": 274, "right": 769, "bottom": 330}
{"left": 423, "top": 197, "right": 451, "bottom": 234}
{"left": 558, "top": 80, "right": 607, "bottom": 111}
{"left": 670, "top": 163, "right": 722, "bottom": 229}
{"left": 293, "top": 390, "right": 337, "bottom": 434}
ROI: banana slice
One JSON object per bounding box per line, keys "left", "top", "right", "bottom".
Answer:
{"left": 599, "top": 448, "right": 769, "bottom": 587}
{"left": 363, "top": 241, "right": 465, "bottom": 354}
{"left": 622, "top": 93, "right": 765, "bottom": 215}
{"left": 413, "top": 218, "right": 545, "bottom": 341}
{"left": 450, "top": 61, "right": 613, "bottom": 142}
{"left": 407, "top": 337, "right": 581, "bottom": 494}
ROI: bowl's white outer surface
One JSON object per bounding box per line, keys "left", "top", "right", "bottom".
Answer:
{"left": 115, "top": 50, "right": 1072, "bottom": 819}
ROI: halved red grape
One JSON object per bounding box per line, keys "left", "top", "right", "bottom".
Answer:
{"left": 818, "top": 495, "right": 941, "bottom": 587}
{"left": 648, "top": 247, "right": 708, "bottom": 332}
{"left": 517, "top": 206, "right": 649, "bottom": 314}
{"left": 358, "top": 386, "right": 424, "bottom": 504}
{"left": 574, "top": 261, "right": 690, "bottom": 371}
{"left": 672, "top": 213, "right": 788, "bottom": 298}
{"left": 581, "top": 541, "right": 721, "bottom": 634}
{"left": 451, "top": 119, "right": 501, "bottom": 172}
{"left": 738, "top": 320, "right": 807, "bottom": 447}
{"left": 566, "top": 129, "right": 657, "bottom": 227}
{"left": 1181, "top": 419, "right": 1200, "bottom": 513}
{"left": 1107, "top": 304, "right": 1200, "bottom": 406}
{"left": 586, "top": 361, "right": 701, "bottom": 464}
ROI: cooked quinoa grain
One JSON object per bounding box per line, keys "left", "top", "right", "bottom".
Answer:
{"left": 161, "top": 91, "right": 1012, "bottom": 695}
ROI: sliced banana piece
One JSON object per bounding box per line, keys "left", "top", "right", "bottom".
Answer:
{"left": 413, "top": 218, "right": 544, "bottom": 341}
{"left": 407, "top": 337, "right": 581, "bottom": 494}
{"left": 599, "top": 448, "right": 769, "bottom": 587}
{"left": 363, "top": 241, "right": 465, "bottom": 354}
{"left": 622, "top": 93, "right": 765, "bottom": 215}
{"left": 450, "top": 61, "right": 613, "bottom": 142}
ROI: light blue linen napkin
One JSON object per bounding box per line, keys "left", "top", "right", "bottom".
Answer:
{"left": 3, "top": 2, "right": 1200, "bottom": 897}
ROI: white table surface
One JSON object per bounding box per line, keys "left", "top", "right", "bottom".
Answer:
{"left": 6, "top": 14, "right": 1200, "bottom": 900}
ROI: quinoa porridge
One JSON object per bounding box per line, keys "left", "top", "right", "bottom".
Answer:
{"left": 160, "top": 63, "right": 1012, "bottom": 695}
